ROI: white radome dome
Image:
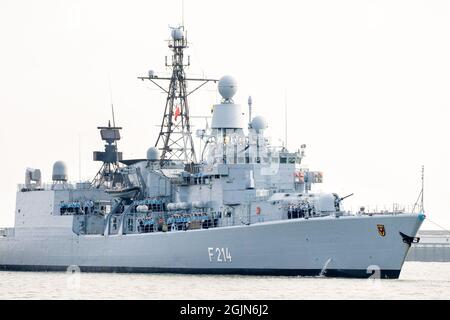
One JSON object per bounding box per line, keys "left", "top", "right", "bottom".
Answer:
{"left": 251, "top": 116, "right": 268, "bottom": 131}
{"left": 147, "top": 147, "right": 160, "bottom": 161}
{"left": 52, "top": 161, "right": 68, "bottom": 182}
{"left": 218, "top": 75, "right": 237, "bottom": 100}
{"left": 171, "top": 27, "right": 184, "bottom": 40}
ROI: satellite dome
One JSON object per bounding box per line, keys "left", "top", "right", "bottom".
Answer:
{"left": 171, "top": 27, "right": 184, "bottom": 41}
{"left": 218, "top": 75, "right": 237, "bottom": 101}
{"left": 52, "top": 161, "right": 68, "bottom": 182}
{"left": 251, "top": 116, "right": 268, "bottom": 131}
{"left": 147, "top": 147, "right": 160, "bottom": 161}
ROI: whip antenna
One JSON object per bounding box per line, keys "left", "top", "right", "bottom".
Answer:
{"left": 285, "top": 89, "right": 288, "bottom": 150}
{"left": 108, "top": 76, "right": 116, "bottom": 127}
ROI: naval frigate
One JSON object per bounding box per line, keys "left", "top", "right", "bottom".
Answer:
{"left": 0, "top": 25, "right": 425, "bottom": 278}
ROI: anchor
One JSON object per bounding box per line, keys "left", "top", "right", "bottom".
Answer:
{"left": 399, "top": 232, "right": 420, "bottom": 246}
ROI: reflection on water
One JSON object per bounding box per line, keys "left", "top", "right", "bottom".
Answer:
{"left": 0, "top": 262, "right": 449, "bottom": 300}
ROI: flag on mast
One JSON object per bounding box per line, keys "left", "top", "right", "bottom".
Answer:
{"left": 174, "top": 106, "right": 181, "bottom": 121}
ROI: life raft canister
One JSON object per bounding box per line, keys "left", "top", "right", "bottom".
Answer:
{"left": 256, "top": 207, "right": 261, "bottom": 215}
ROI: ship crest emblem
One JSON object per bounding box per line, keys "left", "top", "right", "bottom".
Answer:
{"left": 377, "top": 224, "right": 386, "bottom": 237}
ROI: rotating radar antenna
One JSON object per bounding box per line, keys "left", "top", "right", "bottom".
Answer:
{"left": 139, "top": 25, "right": 218, "bottom": 164}
{"left": 91, "top": 121, "right": 123, "bottom": 188}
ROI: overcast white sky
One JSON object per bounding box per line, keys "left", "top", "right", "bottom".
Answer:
{"left": 1, "top": 0, "right": 450, "bottom": 229}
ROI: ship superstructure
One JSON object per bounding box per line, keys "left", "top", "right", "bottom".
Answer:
{"left": 0, "top": 26, "right": 425, "bottom": 278}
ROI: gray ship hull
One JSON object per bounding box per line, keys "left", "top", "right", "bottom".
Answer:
{"left": 0, "top": 213, "right": 423, "bottom": 278}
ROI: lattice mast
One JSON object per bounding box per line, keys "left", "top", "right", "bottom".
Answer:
{"left": 139, "top": 26, "right": 217, "bottom": 164}
{"left": 91, "top": 121, "right": 123, "bottom": 188}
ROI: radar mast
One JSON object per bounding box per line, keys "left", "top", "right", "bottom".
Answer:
{"left": 91, "top": 121, "right": 123, "bottom": 188}
{"left": 139, "top": 25, "right": 217, "bottom": 164}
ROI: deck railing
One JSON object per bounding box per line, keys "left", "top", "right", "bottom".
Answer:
{"left": 17, "top": 181, "right": 91, "bottom": 192}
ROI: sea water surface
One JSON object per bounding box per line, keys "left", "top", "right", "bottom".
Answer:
{"left": 0, "top": 262, "right": 449, "bottom": 299}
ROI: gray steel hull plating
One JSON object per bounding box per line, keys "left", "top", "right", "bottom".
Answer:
{"left": 0, "top": 213, "right": 423, "bottom": 279}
